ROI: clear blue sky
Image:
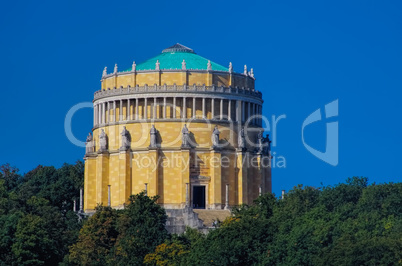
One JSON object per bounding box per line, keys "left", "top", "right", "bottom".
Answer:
{"left": 1, "top": 0, "right": 401, "bottom": 196}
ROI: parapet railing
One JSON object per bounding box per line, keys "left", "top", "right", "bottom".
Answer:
{"left": 93, "top": 84, "right": 262, "bottom": 100}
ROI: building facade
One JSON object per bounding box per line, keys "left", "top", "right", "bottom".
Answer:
{"left": 84, "top": 44, "right": 271, "bottom": 213}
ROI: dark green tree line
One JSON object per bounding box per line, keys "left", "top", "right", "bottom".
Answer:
{"left": 0, "top": 162, "right": 84, "bottom": 265}
{"left": 1, "top": 163, "right": 401, "bottom": 266}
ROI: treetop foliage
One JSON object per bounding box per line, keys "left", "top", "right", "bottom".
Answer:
{"left": 0, "top": 162, "right": 401, "bottom": 265}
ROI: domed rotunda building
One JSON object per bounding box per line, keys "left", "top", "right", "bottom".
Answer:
{"left": 84, "top": 44, "right": 271, "bottom": 226}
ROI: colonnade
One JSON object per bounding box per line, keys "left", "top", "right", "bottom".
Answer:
{"left": 93, "top": 96, "right": 263, "bottom": 127}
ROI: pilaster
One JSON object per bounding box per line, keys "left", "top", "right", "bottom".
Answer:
{"left": 119, "top": 151, "right": 131, "bottom": 206}
{"left": 84, "top": 157, "right": 97, "bottom": 211}
{"left": 96, "top": 153, "right": 109, "bottom": 206}
{"left": 147, "top": 149, "right": 159, "bottom": 197}
{"left": 180, "top": 149, "right": 190, "bottom": 208}
{"left": 236, "top": 151, "right": 248, "bottom": 205}
{"left": 210, "top": 150, "right": 222, "bottom": 209}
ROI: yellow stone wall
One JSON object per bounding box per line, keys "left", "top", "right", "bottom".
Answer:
{"left": 86, "top": 67, "right": 268, "bottom": 212}
{"left": 84, "top": 120, "right": 268, "bottom": 211}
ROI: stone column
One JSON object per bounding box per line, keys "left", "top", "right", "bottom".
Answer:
{"left": 220, "top": 99, "right": 223, "bottom": 120}
{"left": 211, "top": 98, "right": 215, "bottom": 119}
{"left": 107, "top": 102, "right": 110, "bottom": 123}
{"left": 127, "top": 99, "right": 130, "bottom": 120}
{"left": 144, "top": 98, "right": 148, "bottom": 119}
{"left": 236, "top": 100, "right": 241, "bottom": 123}
{"left": 202, "top": 98, "right": 206, "bottom": 118}
{"left": 259, "top": 185, "right": 262, "bottom": 196}
{"left": 113, "top": 101, "right": 116, "bottom": 122}
{"left": 98, "top": 104, "right": 101, "bottom": 125}
{"left": 193, "top": 97, "right": 196, "bottom": 118}
{"left": 250, "top": 103, "right": 253, "bottom": 124}
{"left": 102, "top": 102, "right": 105, "bottom": 124}
{"left": 247, "top": 102, "right": 251, "bottom": 124}
{"left": 153, "top": 97, "right": 157, "bottom": 119}
{"left": 254, "top": 104, "right": 258, "bottom": 125}
{"left": 101, "top": 104, "right": 103, "bottom": 124}
{"left": 242, "top": 101, "right": 245, "bottom": 123}
{"left": 136, "top": 98, "right": 139, "bottom": 120}
{"left": 173, "top": 97, "right": 177, "bottom": 118}
{"left": 182, "top": 97, "right": 186, "bottom": 119}
{"left": 73, "top": 200, "right": 76, "bottom": 212}
{"left": 119, "top": 100, "right": 123, "bottom": 121}
{"left": 93, "top": 104, "right": 96, "bottom": 126}
{"left": 163, "top": 97, "right": 167, "bottom": 119}
{"left": 254, "top": 103, "right": 257, "bottom": 125}
{"left": 228, "top": 100, "right": 232, "bottom": 121}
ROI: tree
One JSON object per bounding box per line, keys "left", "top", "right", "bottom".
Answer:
{"left": 112, "top": 192, "right": 168, "bottom": 265}
{"left": 0, "top": 163, "right": 21, "bottom": 191}
{"left": 184, "top": 194, "right": 275, "bottom": 265}
{"left": 144, "top": 242, "right": 189, "bottom": 266}
{"left": 68, "top": 205, "right": 119, "bottom": 265}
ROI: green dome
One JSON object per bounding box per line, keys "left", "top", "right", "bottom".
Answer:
{"left": 126, "top": 43, "right": 228, "bottom": 72}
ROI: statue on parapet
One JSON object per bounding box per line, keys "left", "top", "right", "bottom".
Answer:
{"left": 120, "top": 126, "right": 131, "bottom": 151}
{"left": 85, "top": 132, "right": 93, "bottom": 154}
{"left": 99, "top": 129, "right": 108, "bottom": 152}
{"left": 256, "top": 130, "right": 264, "bottom": 154}
{"left": 149, "top": 125, "right": 157, "bottom": 148}
{"left": 181, "top": 124, "right": 190, "bottom": 148}
{"left": 263, "top": 134, "right": 271, "bottom": 156}
{"left": 212, "top": 126, "right": 220, "bottom": 150}
{"left": 238, "top": 127, "right": 246, "bottom": 151}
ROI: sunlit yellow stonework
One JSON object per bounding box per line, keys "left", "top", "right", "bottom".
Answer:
{"left": 84, "top": 44, "right": 271, "bottom": 213}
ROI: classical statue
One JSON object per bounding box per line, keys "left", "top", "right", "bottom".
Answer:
{"left": 85, "top": 132, "right": 93, "bottom": 154}
{"left": 102, "top": 67, "right": 107, "bottom": 77}
{"left": 181, "top": 124, "right": 190, "bottom": 148}
{"left": 113, "top": 63, "right": 118, "bottom": 74}
{"left": 263, "top": 134, "right": 272, "bottom": 156}
{"left": 212, "top": 126, "right": 220, "bottom": 149}
{"left": 120, "top": 126, "right": 131, "bottom": 151}
{"left": 207, "top": 60, "right": 212, "bottom": 71}
{"left": 229, "top": 62, "right": 233, "bottom": 73}
{"left": 155, "top": 60, "right": 160, "bottom": 70}
{"left": 238, "top": 127, "right": 246, "bottom": 151}
{"left": 99, "top": 129, "right": 108, "bottom": 152}
{"left": 149, "top": 125, "right": 157, "bottom": 148}
{"left": 256, "top": 130, "right": 264, "bottom": 154}
{"left": 182, "top": 59, "right": 186, "bottom": 70}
